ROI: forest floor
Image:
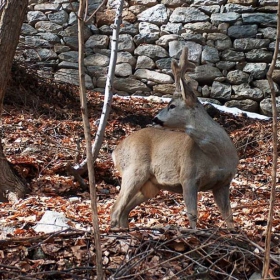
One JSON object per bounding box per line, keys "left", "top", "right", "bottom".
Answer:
{"left": 0, "top": 62, "right": 279, "bottom": 279}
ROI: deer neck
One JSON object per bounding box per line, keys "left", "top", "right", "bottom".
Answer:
{"left": 185, "top": 104, "right": 230, "bottom": 157}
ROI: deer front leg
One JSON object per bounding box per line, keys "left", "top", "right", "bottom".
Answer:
{"left": 212, "top": 186, "right": 234, "bottom": 229}
{"left": 182, "top": 181, "right": 198, "bottom": 229}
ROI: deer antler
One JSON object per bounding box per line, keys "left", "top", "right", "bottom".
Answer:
{"left": 172, "top": 47, "right": 196, "bottom": 95}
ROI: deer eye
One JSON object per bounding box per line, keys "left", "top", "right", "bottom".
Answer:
{"left": 169, "top": 104, "right": 176, "bottom": 109}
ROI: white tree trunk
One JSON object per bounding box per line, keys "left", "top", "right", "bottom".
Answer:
{"left": 78, "top": 0, "right": 125, "bottom": 174}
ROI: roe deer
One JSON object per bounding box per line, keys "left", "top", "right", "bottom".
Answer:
{"left": 111, "top": 47, "right": 239, "bottom": 229}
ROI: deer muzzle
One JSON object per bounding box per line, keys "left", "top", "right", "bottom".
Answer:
{"left": 152, "top": 117, "right": 164, "bottom": 126}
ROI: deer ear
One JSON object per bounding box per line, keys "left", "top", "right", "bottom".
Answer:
{"left": 180, "top": 78, "right": 197, "bottom": 107}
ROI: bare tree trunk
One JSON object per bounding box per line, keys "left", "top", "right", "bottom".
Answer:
{"left": 262, "top": 2, "right": 280, "bottom": 278}
{"left": 78, "top": 0, "right": 125, "bottom": 174}
{"left": 78, "top": 1, "right": 104, "bottom": 279}
{"left": 0, "top": 0, "right": 29, "bottom": 202}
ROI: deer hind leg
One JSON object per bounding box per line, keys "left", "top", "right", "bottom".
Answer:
{"left": 119, "top": 180, "right": 160, "bottom": 228}
{"left": 110, "top": 169, "right": 150, "bottom": 228}
{"left": 182, "top": 181, "right": 198, "bottom": 229}
{"left": 111, "top": 178, "right": 160, "bottom": 228}
{"left": 118, "top": 191, "right": 147, "bottom": 228}
{"left": 212, "top": 186, "right": 234, "bottom": 229}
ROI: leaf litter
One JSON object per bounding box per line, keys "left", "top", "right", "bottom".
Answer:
{"left": 0, "top": 62, "right": 279, "bottom": 279}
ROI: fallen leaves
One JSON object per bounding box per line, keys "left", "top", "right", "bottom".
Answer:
{"left": 0, "top": 63, "right": 279, "bottom": 279}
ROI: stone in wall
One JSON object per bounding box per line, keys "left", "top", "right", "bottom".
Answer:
{"left": 58, "top": 51, "right": 79, "bottom": 63}
{"left": 34, "top": 3, "right": 61, "bottom": 11}
{"left": 136, "top": 56, "right": 155, "bottom": 69}
{"left": 190, "top": 65, "right": 223, "bottom": 84}
{"left": 120, "top": 22, "right": 138, "bottom": 35}
{"left": 193, "top": 0, "right": 226, "bottom": 5}
{"left": 134, "top": 22, "right": 160, "bottom": 44}
{"left": 134, "top": 69, "right": 174, "bottom": 83}
{"left": 170, "top": 7, "right": 209, "bottom": 23}
{"left": 161, "top": 0, "right": 186, "bottom": 7}
{"left": 199, "top": 5, "right": 220, "bottom": 15}
{"left": 242, "top": 13, "right": 277, "bottom": 25}
{"left": 181, "top": 31, "right": 206, "bottom": 45}
{"left": 259, "top": 27, "right": 276, "bottom": 40}
{"left": 225, "top": 99, "right": 259, "bottom": 112}
{"left": 21, "top": 23, "right": 38, "bottom": 35}
{"left": 184, "top": 22, "right": 218, "bottom": 33}
{"left": 224, "top": 3, "right": 256, "bottom": 12}
{"left": 48, "top": 10, "right": 69, "bottom": 25}
{"left": 155, "top": 58, "right": 172, "bottom": 69}
{"left": 153, "top": 84, "right": 175, "bottom": 96}
{"left": 25, "top": 36, "right": 52, "bottom": 48}
{"left": 216, "top": 61, "right": 236, "bottom": 71}
{"left": 227, "top": 24, "right": 258, "bottom": 38}
{"left": 24, "top": 48, "right": 58, "bottom": 61}
{"left": 58, "top": 61, "right": 79, "bottom": 70}
{"left": 268, "top": 41, "right": 280, "bottom": 51}
{"left": 252, "top": 80, "right": 280, "bottom": 98}
{"left": 137, "top": 4, "right": 169, "bottom": 25}
{"left": 156, "top": 34, "right": 179, "bottom": 47}
{"left": 232, "top": 84, "right": 264, "bottom": 101}
{"left": 27, "top": 11, "right": 48, "bottom": 25}
{"left": 114, "top": 77, "right": 151, "bottom": 94}
{"left": 210, "top": 81, "right": 231, "bottom": 100}
{"left": 169, "top": 41, "right": 202, "bottom": 63}
{"left": 243, "top": 63, "right": 267, "bottom": 79}
{"left": 260, "top": 97, "right": 280, "bottom": 117}
{"left": 115, "top": 63, "right": 132, "bottom": 77}
{"left": 96, "top": 10, "right": 115, "bottom": 26}
{"left": 54, "top": 69, "right": 95, "bottom": 89}
{"left": 129, "top": 0, "right": 158, "bottom": 7}
{"left": 211, "top": 12, "right": 240, "bottom": 25}
{"left": 221, "top": 49, "right": 245, "bottom": 61}
{"left": 134, "top": 44, "right": 168, "bottom": 58}
{"left": 84, "top": 53, "right": 110, "bottom": 67}
{"left": 272, "top": 70, "right": 280, "bottom": 84}
{"left": 61, "top": 2, "right": 79, "bottom": 13}
{"left": 116, "top": 51, "right": 136, "bottom": 66}
{"left": 39, "top": 32, "right": 60, "bottom": 44}
{"left": 161, "top": 23, "right": 184, "bottom": 35}
{"left": 85, "top": 35, "right": 109, "bottom": 49}
{"left": 117, "top": 34, "right": 135, "bottom": 52}
{"left": 245, "top": 49, "right": 273, "bottom": 63}
{"left": 87, "top": 66, "right": 108, "bottom": 78}
{"left": 233, "top": 38, "right": 270, "bottom": 50}
{"left": 207, "top": 33, "right": 232, "bottom": 51}
{"left": 227, "top": 0, "right": 257, "bottom": 6}
{"left": 227, "top": 70, "right": 250, "bottom": 85}
{"left": 201, "top": 46, "right": 219, "bottom": 64}
{"left": 35, "top": 21, "right": 63, "bottom": 33}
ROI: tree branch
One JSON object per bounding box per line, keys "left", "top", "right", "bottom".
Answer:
{"left": 262, "top": 2, "right": 280, "bottom": 278}
{"left": 77, "top": 1, "right": 103, "bottom": 278}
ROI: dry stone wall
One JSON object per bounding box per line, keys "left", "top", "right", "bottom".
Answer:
{"left": 20, "top": 0, "right": 280, "bottom": 116}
